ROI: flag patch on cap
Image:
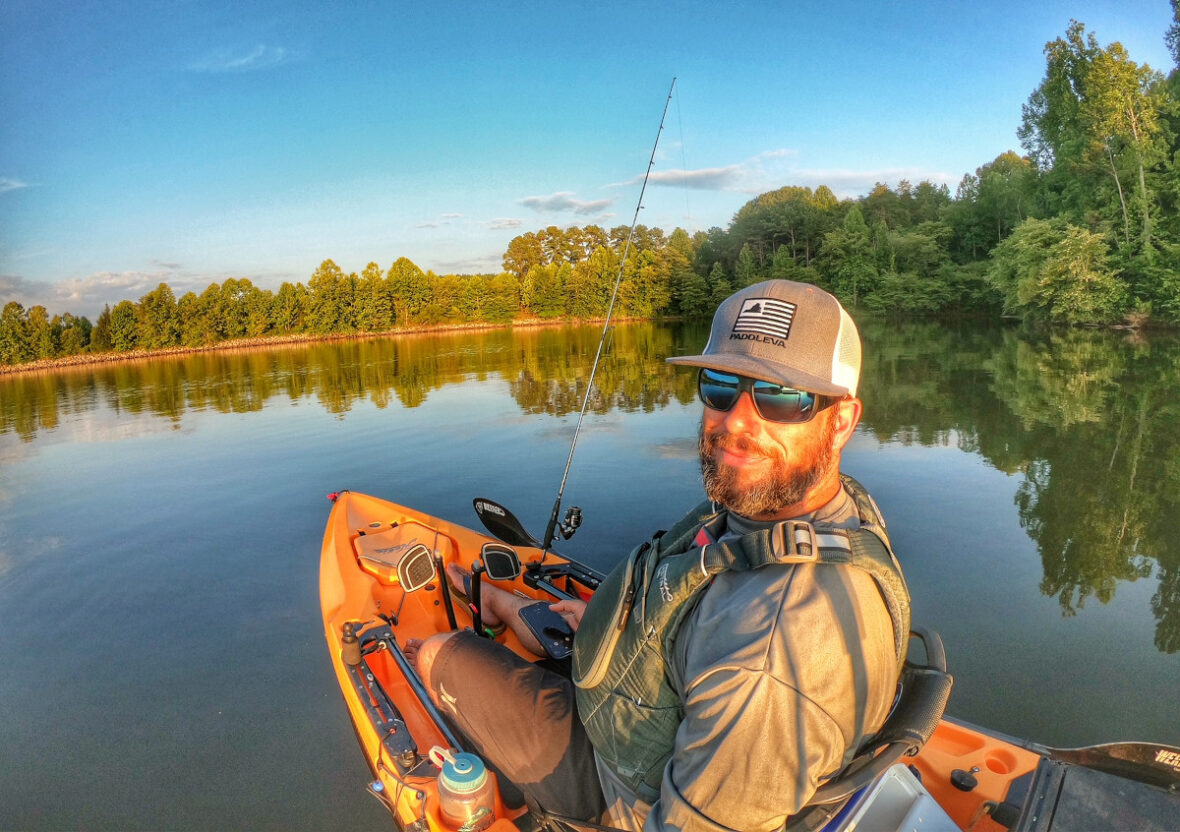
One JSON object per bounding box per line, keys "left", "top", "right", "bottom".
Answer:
{"left": 733, "top": 298, "right": 796, "bottom": 340}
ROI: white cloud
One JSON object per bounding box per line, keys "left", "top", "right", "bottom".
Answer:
{"left": 415, "top": 213, "right": 465, "bottom": 229}
{"left": 0, "top": 178, "right": 30, "bottom": 194}
{"left": 644, "top": 165, "right": 743, "bottom": 190}
{"left": 432, "top": 253, "right": 503, "bottom": 275}
{"left": 616, "top": 149, "right": 793, "bottom": 193}
{"left": 1, "top": 270, "right": 183, "bottom": 317}
{"left": 0, "top": 266, "right": 297, "bottom": 319}
{"left": 485, "top": 218, "right": 524, "bottom": 230}
{"left": 623, "top": 148, "right": 955, "bottom": 200}
{"left": 787, "top": 167, "right": 959, "bottom": 199}
{"left": 518, "top": 192, "right": 615, "bottom": 215}
{"left": 189, "top": 45, "right": 293, "bottom": 73}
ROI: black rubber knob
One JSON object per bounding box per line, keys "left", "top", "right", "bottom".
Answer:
{"left": 951, "top": 767, "right": 979, "bottom": 792}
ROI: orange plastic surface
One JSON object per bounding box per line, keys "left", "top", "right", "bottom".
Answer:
{"left": 911, "top": 719, "right": 1041, "bottom": 831}
{"left": 321, "top": 491, "right": 559, "bottom": 830}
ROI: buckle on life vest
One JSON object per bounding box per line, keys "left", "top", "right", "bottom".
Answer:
{"left": 771, "top": 520, "right": 820, "bottom": 563}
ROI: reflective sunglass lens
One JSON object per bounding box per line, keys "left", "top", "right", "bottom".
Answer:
{"left": 754, "top": 385, "right": 813, "bottom": 422}
{"left": 699, "top": 370, "right": 740, "bottom": 411}
{"left": 698, "top": 368, "right": 822, "bottom": 423}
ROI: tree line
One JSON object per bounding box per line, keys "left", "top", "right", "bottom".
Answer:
{"left": 3, "top": 9, "right": 1179, "bottom": 368}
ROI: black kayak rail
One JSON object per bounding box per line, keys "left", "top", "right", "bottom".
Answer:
{"left": 356, "top": 623, "right": 466, "bottom": 758}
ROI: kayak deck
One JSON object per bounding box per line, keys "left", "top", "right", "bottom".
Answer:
{"left": 321, "top": 491, "right": 581, "bottom": 830}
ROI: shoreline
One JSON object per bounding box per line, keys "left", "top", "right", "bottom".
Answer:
{"left": 0, "top": 317, "right": 654, "bottom": 378}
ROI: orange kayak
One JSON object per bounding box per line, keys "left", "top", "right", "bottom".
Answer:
{"left": 321, "top": 490, "right": 1180, "bottom": 832}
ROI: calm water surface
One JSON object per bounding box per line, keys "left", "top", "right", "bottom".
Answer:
{"left": 2, "top": 320, "right": 1178, "bottom": 830}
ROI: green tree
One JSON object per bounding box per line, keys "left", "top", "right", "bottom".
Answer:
{"left": 503, "top": 231, "right": 545, "bottom": 280}
{"left": 217, "top": 278, "right": 261, "bottom": 339}
{"left": 729, "top": 185, "right": 838, "bottom": 269}
{"left": 387, "top": 257, "right": 430, "bottom": 325}
{"left": 734, "top": 243, "right": 760, "bottom": 288}
{"left": 618, "top": 249, "right": 670, "bottom": 316}
{"left": 483, "top": 273, "right": 521, "bottom": 322}
{"left": 907, "top": 180, "right": 952, "bottom": 224}
{"left": 946, "top": 174, "right": 989, "bottom": 260}
{"left": 176, "top": 292, "right": 206, "bottom": 347}
{"left": 693, "top": 226, "right": 731, "bottom": 277}
{"left": 109, "top": 300, "right": 140, "bottom": 351}
{"left": 707, "top": 262, "right": 732, "bottom": 310}
{"left": 977, "top": 152, "right": 1036, "bottom": 246}
{"left": 355, "top": 262, "right": 393, "bottom": 332}
{"left": 862, "top": 183, "right": 911, "bottom": 229}
{"left": 819, "top": 206, "right": 877, "bottom": 306}
{"left": 663, "top": 229, "right": 699, "bottom": 316}
{"left": 25, "top": 305, "right": 56, "bottom": 359}
{"left": 988, "top": 217, "right": 1127, "bottom": 323}
{"left": 1020, "top": 21, "right": 1166, "bottom": 252}
{"left": 677, "top": 272, "right": 711, "bottom": 319}
{"left": 1167, "top": 1, "right": 1179, "bottom": 67}
{"left": 1084, "top": 41, "right": 1167, "bottom": 251}
{"left": 271, "top": 282, "right": 307, "bottom": 333}
{"left": 423, "top": 273, "right": 463, "bottom": 323}
{"left": 0, "top": 302, "right": 33, "bottom": 365}
{"left": 241, "top": 281, "right": 273, "bottom": 337}
{"left": 457, "top": 274, "right": 489, "bottom": 321}
{"left": 522, "top": 262, "right": 569, "bottom": 318}
{"left": 90, "top": 305, "right": 113, "bottom": 352}
{"left": 566, "top": 246, "right": 617, "bottom": 319}
{"left": 57, "top": 313, "right": 91, "bottom": 355}
{"left": 306, "top": 260, "right": 353, "bottom": 334}
{"left": 137, "top": 283, "right": 180, "bottom": 348}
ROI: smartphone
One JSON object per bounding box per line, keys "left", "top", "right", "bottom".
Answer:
{"left": 518, "top": 601, "right": 574, "bottom": 660}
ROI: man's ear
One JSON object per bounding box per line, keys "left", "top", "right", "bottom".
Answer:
{"left": 830, "top": 397, "right": 862, "bottom": 452}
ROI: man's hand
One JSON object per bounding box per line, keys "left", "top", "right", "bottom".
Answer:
{"left": 549, "top": 599, "right": 587, "bottom": 632}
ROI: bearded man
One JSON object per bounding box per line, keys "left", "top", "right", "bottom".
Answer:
{"left": 411, "top": 280, "right": 910, "bottom": 831}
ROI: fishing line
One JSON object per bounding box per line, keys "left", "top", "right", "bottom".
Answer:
{"left": 675, "top": 85, "right": 691, "bottom": 222}
{"left": 541, "top": 77, "right": 677, "bottom": 553}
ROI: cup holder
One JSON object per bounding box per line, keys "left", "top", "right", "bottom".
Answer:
{"left": 985, "top": 749, "right": 1019, "bottom": 775}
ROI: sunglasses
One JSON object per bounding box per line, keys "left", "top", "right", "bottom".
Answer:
{"left": 697, "top": 368, "right": 834, "bottom": 423}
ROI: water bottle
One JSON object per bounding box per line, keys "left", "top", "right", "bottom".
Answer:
{"left": 429, "top": 746, "right": 495, "bottom": 831}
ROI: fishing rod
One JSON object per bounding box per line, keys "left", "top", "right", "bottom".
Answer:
{"left": 539, "top": 76, "right": 677, "bottom": 554}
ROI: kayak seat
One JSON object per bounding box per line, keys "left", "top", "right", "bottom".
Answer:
{"left": 354, "top": 522, "right": 452, "bottom": 586}
{"left": 809, "top": 627, "right": 954, "bottom": 805}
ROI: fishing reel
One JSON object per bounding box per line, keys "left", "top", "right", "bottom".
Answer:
{"left": 557, "top": 506, "right": 582, "bottom": 540}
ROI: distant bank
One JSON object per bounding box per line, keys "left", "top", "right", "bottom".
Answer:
{"left": 0, "top": 317, "right": 648, "bottom": 378}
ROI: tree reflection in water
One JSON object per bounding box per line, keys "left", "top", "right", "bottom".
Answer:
{"left": 2, "top": 320, "right": 1178, "bottom": 652}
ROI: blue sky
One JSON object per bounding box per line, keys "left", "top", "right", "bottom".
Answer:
{"left": 1, "top": 0, "right": 1175, "bottom": 318}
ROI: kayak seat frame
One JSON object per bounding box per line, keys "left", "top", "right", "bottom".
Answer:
{"left": 809, "top": 627, "right": 954, "bottom": 805}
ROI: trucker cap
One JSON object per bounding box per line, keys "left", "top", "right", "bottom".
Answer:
{"left": 667, "top": 280, "right": 861, "bottom": 397}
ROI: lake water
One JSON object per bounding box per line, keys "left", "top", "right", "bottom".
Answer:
{"left": 2, "top": 319, "right": 1178, "bottom": 830}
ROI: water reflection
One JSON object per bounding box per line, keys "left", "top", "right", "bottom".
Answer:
{"left": 857, "top": 320, "right": 1180, "bottom": 655}
{"left": 2, "top": 320, "right": 1178, "bottom": 653}
{"left": 0, "top": 325, "right": 697, "bottom": 438}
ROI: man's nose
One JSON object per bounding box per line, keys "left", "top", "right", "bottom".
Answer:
{"left": 722, "top": 390, "right": 762, "bottom": 431}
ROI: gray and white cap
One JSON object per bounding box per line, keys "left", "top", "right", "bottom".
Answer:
{"left": 667, "top": 280, "right": 861, "bottom": 397}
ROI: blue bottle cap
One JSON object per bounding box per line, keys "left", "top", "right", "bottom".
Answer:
{"left": 442, "top": 752, "right": 488, "bottom": 793}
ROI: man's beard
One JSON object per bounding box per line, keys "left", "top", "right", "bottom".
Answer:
{"left": 698, "top": 416, "right": 836, "bottom": 518}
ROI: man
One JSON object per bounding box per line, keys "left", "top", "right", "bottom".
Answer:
{"left": 410, "top": 280, "right": 909, "bottom": 831}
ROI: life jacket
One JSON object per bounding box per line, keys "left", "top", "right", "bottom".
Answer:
{"left": 572, "top": 475, "right": 911, "bottom": 803}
